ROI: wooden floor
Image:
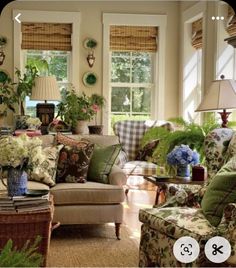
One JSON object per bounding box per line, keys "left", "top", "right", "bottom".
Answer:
{"left": 122, "top": 177, "right": 157, "bottom": 243}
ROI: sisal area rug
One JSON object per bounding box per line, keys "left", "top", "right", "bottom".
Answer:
{"left": 47, "top": 224, "right": 139, "bottom": 267}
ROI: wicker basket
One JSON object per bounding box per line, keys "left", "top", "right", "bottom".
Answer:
{"left": 0, "top": 199, "right": 53, "bottom": 267}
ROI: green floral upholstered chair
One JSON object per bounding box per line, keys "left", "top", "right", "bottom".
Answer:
{"left": 139, "top": 128, "right": 236, "bottom": 267}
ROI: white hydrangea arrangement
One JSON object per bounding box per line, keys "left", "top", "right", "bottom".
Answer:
{"left": 26, "top": 117, "right": 41, "bottom": 128}
{"left": 0, "top": 134, "right": 44, "bottom": 171}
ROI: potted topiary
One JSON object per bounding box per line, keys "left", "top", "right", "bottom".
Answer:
{"left": 88, "top": 94, "right": 105, "bottom": 135}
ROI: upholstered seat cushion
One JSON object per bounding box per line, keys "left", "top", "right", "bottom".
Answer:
{"left": 122, "top": 160, "right": 157, "bottom": 176}
{"left": 50, "top": 182, "right": 125, "bottom": 205}
{"left": 139, "top": 207, "right": 217, "bottom": 240}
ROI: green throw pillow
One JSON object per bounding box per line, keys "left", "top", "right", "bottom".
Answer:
{"left": 201, "top": 156, "right": 236, "bottom": 226}
{"left": 87, "top": 144, "right": 121, "bottom": 184}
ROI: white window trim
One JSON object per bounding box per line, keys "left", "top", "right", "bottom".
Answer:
{"left": 13, "top": 10, "right": 80, "bottom": 89}
{"left": 102, "top": 13, "right": 167, "bottom": 134}
{"left": 180, "top": 1, "right": 206, "bottom": 120}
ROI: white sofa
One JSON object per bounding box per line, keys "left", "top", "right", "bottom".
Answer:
{"left": 0, "top": 134, "right": 127, "bottom": 239}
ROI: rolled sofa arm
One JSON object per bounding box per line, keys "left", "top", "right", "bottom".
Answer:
{"left": 108, "top": 165, "right": 127, "bottom": 186}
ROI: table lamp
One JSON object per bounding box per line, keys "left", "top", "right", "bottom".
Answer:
{"left": 195, "top": 75, "right": 236, "bottom": 128}
{"left": 31, "top": 76, "right": 61, "bottom": 134}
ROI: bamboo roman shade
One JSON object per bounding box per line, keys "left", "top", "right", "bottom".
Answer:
{"left": 226, "top": 6, "right": 236, "bottom": 37}
{"left": 110, "top": 25, "right": 158, "bottom": 52}
{"left": 21, "top": 23, "right": 72, "bottom": 51}
{"left": 192, "top": 18, "right": 203, "bottom": 49}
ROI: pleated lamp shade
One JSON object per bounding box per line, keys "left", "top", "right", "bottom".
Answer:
{"left": 31, "top": 76, "right": 61, "bottom": 101}
{"left": 195, "top": 78, "right": 236, "bottom": 112}
{"left": 196, "top": 79, "right": 236, "bottom": 112}
{"left": 195, "top": 76, "right": 236, "bottom": 127}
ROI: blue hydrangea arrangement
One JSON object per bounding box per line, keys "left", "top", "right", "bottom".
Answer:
{"left": 167, "top": 144, "right": 199, "bottom": 166}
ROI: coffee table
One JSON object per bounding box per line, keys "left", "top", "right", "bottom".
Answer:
{"left": 144, "top": 176, "right": 205, "bottom": 205}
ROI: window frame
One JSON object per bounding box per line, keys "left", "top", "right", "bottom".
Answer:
{"left": 110, "top": 50, "right": 154, "bottom": 118}
{"left": 13, "top": 10, "right": 80, "bottom": 89}
{"left": 102, "top": 13, "right": 167, "bottom": 134}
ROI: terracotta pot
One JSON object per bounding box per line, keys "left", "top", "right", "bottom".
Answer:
{"left": 88, "top": 125, "right": 103, "bottom": 135}
{"left": 74, "top": 120, "right": 88, "bottom": 134}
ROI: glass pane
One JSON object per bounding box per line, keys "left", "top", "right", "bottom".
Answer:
{"left": 49, "top": 55, "right": 68, "bottom": 82}
{"left": 111, "top": 87, "right": 130, "bottom": 112}
{"left": 111, "top": 56, "right": 130, "bottom": 83}
{"left": 132, "top": 53, "right": 152, "bottom": 83}
{"left": 132, "top": 87, "right": 151, "bottom": 113}
{"left": 112, "top": 51, "right": 130, "bottom": 57}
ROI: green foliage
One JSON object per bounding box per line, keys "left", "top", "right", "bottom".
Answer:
{"left": 15, "top": 65, "right": 39, "bottom": 115}
{"left": 141, "top": 117, "right": 220, "bottom": 168}
{"left": 0, "top": 236, "right": 43, "bottom": 267}
{"left": 57, "top": 88, "right": 105, "bottom": 128}
{"left": 0, "top": 65, "right": 38, "bottom": 116}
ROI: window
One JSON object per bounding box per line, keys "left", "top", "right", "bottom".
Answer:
{"left": 182, "top": 14, "right": 203, "bottom": 123}
{"left": 23, "top": 49, "right": 71, "bottom": 116}
{"left": 110, "top": 51, "right": 154, "bottom": 127}
{"left": 109, "top": 25, "right": 157, "bottom": 131}
{"left": 103, "top": 14, "right": 166, "bottom": 134}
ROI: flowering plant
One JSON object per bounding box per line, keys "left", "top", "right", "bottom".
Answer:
{"left": 167, "top": 144, "right": 199, "bottom": 166}
{"left": 57, "top": 89, "right": 105, "bottom": 128}
{"left": 26, "top": 117, "right": 41, "bottom": 128}
{"left": 0, "top": 134, "right": 44, "bottom": 171}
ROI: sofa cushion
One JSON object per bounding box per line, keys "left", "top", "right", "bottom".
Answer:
{"left": 50, "top": 181, "right": 125, "bottom": 205}
{"left": 122, "top": 160, "right": 157, "bottom": 176}
{"left": 29, "top": 145, "right": 63, "bottom": 186}
{"left": 0, "top": 179, "right": 49, "bottom": 191}
{"left": 201, "top": 155, "right": 236, "bottom": 226}
{"left": 56, "top": 132, "right": 89, "bottom": 148}
{"left": 139, "top": 207, "right": 217, "bottom": 240}
{"left": 87, "top": 144, "right": 121, "bottom": 184}
{"left": 56, "top": 143, "right": 94, "bottom": 183}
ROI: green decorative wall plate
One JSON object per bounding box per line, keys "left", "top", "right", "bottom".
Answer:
{"left": 83, "top": 72, "right": 97, "bottom": 87}
{"left": 83, "top": 38, "right": 97, "bottom": 49}
{"left": 0, "top": 70, "right": 9, "bottom": 83}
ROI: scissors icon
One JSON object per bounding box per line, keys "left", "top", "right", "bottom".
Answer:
{"left": 212, "top": 244, "right": 223, "bottom": 255}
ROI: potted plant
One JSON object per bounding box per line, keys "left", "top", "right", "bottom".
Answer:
{"left": 0, "top": 134, "right": 43, "bottom": 196}
{"left": 88, "top": 94, "right": 105, "bottom": 135}
{"left": 57, "top": 88, "right": 105, "bottom": 134}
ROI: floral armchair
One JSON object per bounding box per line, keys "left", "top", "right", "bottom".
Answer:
{"left": 139, "top": 128, "right": 236, "bottom": 267}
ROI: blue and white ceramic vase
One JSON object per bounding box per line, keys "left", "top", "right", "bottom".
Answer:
{"left": 176, "top": 164, "right": 190, "bottom": 179}
{"left": 7, "top": 167, "right": 27, "bottom": 196}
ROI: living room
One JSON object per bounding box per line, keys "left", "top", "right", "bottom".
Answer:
{"left": 0, "top": 0, "right": 236, "bottom": 267}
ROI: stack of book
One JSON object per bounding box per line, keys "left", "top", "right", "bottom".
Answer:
{"left": 0, "top": 193, "right": 50, "bottom": 212}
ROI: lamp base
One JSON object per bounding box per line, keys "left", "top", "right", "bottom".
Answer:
{"left": 218, "top": 109, "right": 231, "bottom": 128}
{"left": 36, "top": 103, "right": 55, "bottom": 135}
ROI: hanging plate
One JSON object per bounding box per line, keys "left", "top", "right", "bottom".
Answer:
{"left": 83, "top": 72, "right": 97, "bottom": 87}
{"left": 0, "top": 70, "right": 9, "bottom": 83}
{"left": 83, "top": 38, "right": 97, "bottom": 50}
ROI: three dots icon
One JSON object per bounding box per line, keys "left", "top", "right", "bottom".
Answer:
{"left": 212, "top": 16, "right": 224, "bottom": 20}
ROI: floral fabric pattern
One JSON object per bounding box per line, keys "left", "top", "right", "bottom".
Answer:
{"left": 29, "top": 145, "right": 63, "bottom": 186}
{"left": 56, "top": 143, "right": 94, "bottom": 183}
{"left": 139, "top": 128, "right": 236, "bottom": 267}
{"left": 204, "top": 128, "right": 233, "bottom": 180}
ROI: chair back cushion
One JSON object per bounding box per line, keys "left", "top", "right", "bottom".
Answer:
{"left": 204, "top": 128, "right": 234, "bottom": 180}
{"left": 113, "top": 120, "right": 170, "bottom": 161}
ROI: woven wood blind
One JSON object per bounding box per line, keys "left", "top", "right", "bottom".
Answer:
{"left": 192, "top": 18, "right": 203, "bottom": 49}
{"left": 226, "top": 6, "right": 236, "bottom": 37}
{"left": 21, "top": 23, "right": 72, "bottom": 51}
{"left": 110, "top": 25, "right": 158, "bottom": 52}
